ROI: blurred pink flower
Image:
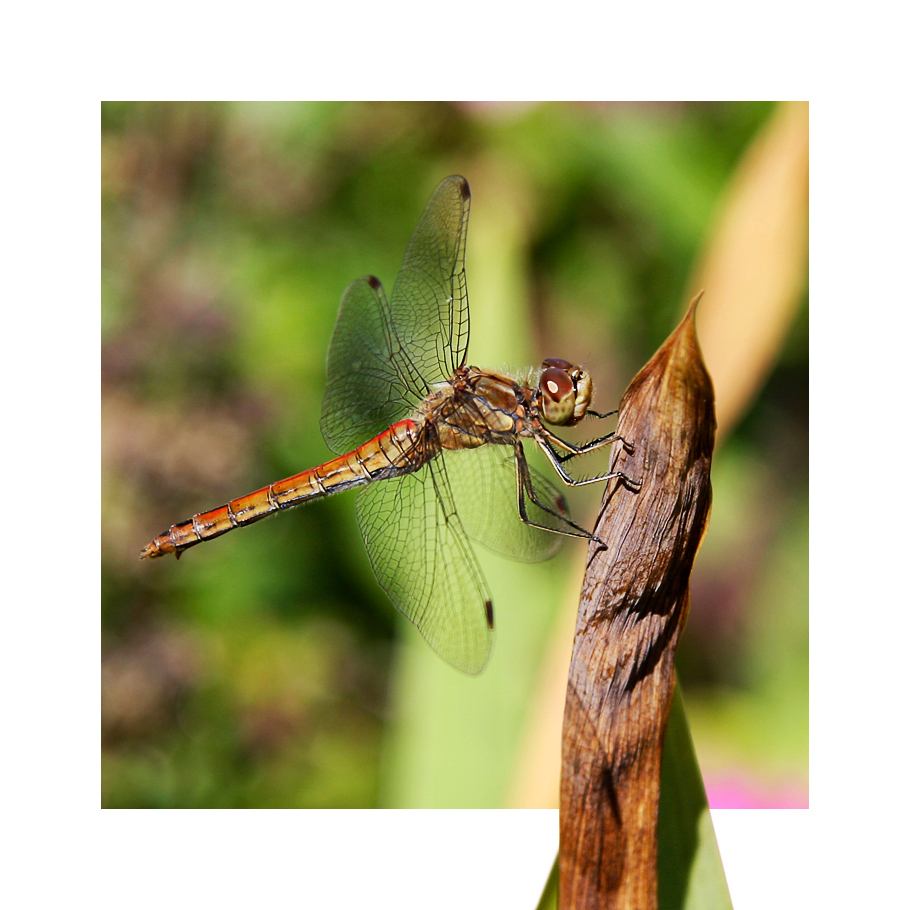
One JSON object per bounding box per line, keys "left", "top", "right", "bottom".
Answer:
{"left": 706, "top": 774, "right": 808, "bottom": 809}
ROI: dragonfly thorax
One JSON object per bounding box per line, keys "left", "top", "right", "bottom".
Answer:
{"left": 538, "top": 358, "right": 593, "bottom": 427}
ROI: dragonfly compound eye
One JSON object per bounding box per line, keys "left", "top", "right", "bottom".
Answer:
{"left": 540, "top": 367, "right": 577, "bottom": 425}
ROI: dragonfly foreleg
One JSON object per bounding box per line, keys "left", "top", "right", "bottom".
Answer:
{"left": 542, "top": 424, "right": 635, "bottom": 464}
{"left": 534, "top": 430, "right": 641, "bottom": 490}
{"left": 514, "top": 444, "right": 604, "bottom": 545}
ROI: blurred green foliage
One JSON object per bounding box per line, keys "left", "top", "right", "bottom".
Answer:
{"left": 101, "top": 101, "right": 806, "bottom": 808}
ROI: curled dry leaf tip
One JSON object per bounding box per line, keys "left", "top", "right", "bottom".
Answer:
{"left": 559, "top": 293, "right": 716, "bottom": 910}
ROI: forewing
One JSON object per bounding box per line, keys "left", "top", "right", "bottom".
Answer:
{"left": 320, "top": 276, "right": 421, "bottom": 454}
{"left": 356, "top": 457, "right": 494, "bottom": 676}
{"left": 320, "top": 176, "right": 471, "bottom": 454}
{"left": 444, "top": 445, "right": 568, "bottom": 563}
{"left": 388, "top": 175, "right": 471, "bottom": 385}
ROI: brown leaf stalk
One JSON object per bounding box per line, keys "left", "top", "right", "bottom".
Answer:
{"left": 559, "top": 295, "right": 716, "bottom": 910}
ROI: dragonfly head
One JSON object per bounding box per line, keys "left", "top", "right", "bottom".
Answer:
{"left": 539, "top": 358, "right": 593, "bottom": 426}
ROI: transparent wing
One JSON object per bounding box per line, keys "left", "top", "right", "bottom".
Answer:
{"left": 356, "top": 455, "right": 494, "bottom": 676}
{"left": 320, "top": 276, "right": 420, "bottom": 454}
{"left": 443, "top": 445, "right": 570, "bottom": 563}
{"left": 388, "top": 175, "right": 471, "bottom": 384}
{"left": 320, "top": 176, "right": 472, "bottom": 454}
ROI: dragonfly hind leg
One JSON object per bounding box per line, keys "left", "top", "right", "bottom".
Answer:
{"left": 513, "top": 444, "right": 606, "bottom": 546}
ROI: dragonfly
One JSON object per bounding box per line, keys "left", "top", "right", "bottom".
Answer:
{"left": 141, "top": 176, "right": 634, "bottom": 674}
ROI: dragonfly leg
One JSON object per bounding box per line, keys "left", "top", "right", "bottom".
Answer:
{"left": 514, "top": 444, "right": 605, "bottom": 545}
{"left": 534, "top": 430, "right": 642, "bottom": 490}
{"left": 542, "top": 424, "right": 636, "bottom": 464}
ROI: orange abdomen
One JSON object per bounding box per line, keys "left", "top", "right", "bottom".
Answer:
{"left": 140, "top": 419, "right": 422, "bottom": 559}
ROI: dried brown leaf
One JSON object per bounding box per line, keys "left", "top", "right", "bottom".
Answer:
{"left": 559, "top": 296, "right": 716, "bottom": 910}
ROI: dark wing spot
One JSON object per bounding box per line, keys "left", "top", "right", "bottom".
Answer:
{"left": 458, "top": 177, "right": 470, "bottom": 200}
{"left": 484, "top": 600, "right": 494, "bottom": 629}
{"left": 366, "top": 275, "right": 382, "bottom": 290}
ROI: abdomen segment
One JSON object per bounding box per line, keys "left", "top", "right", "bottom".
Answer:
{"left": 140, "top": 420, "right": 421, "bottom": 559}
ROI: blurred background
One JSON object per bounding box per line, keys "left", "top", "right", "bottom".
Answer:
{"left": 101, "top": 101, "right": 807, "bottom": 809}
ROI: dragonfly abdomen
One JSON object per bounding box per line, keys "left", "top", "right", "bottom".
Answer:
{"left": 140, "top": 419, "right": 424, "bottom": 559}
